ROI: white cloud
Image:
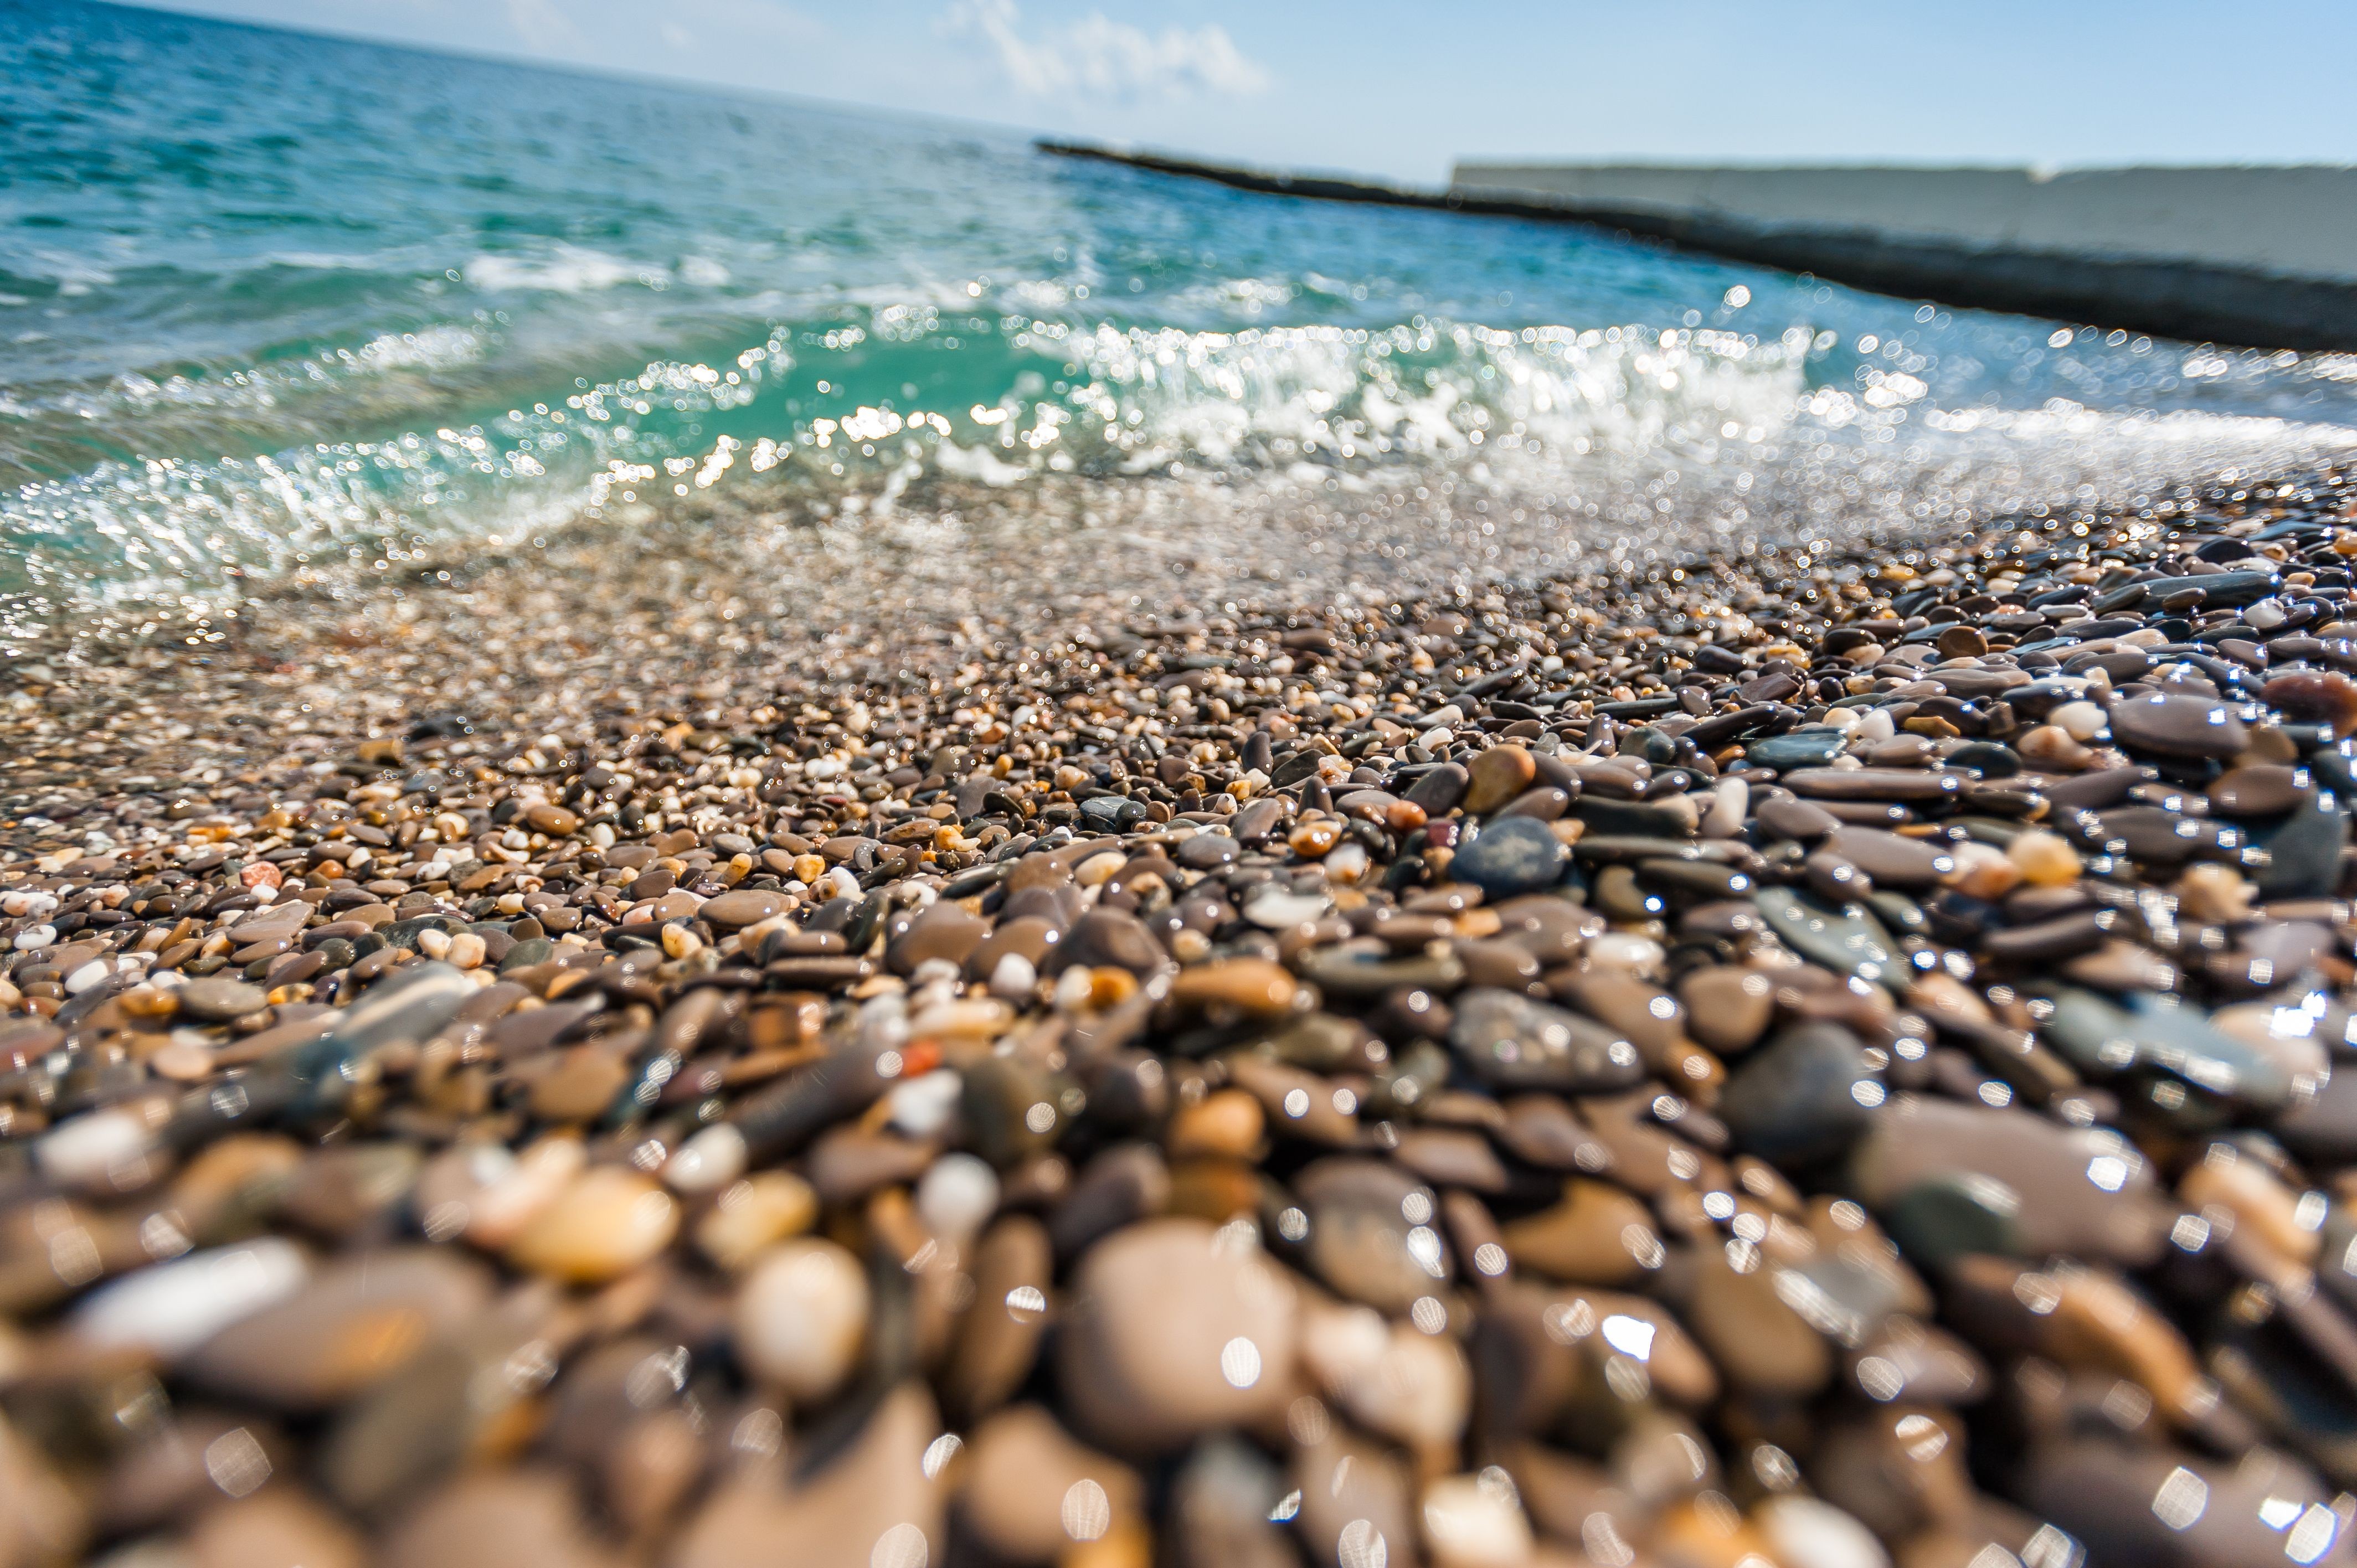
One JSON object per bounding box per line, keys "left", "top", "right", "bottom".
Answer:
{"left": 503, "top": 0, "right": 587, "bottom": 55}
{"left": 944, "top": 0, "right": 1270, "bottom": 102}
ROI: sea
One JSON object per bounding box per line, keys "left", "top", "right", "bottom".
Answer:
{"left": 7, "top": 0, "right": 2357, "bottom": 643}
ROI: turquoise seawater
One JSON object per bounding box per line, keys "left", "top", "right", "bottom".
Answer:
{"left": 6, "top": 0, "right": 2356, "bottom": 622}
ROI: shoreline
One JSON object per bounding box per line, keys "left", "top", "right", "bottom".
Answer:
{"left": 6, "top": 461, "right": 2357, "bottom": 1564}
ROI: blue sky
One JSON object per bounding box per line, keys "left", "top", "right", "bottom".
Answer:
{"left": 127, "top": 0, "right": 2357, "bottom": 183}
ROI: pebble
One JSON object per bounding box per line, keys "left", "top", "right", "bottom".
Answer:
{"left": 37, "top": 1103, "right": 161, "bottom": 1189}
{"left": 1168, "top": 957, "right": 1299, "bottom": 1016}
{"left": 696, "top": 1172, "right": 818, "bottom": 1270}
{"left": 2207, "top": 762, "right": 2304, "bottom": 817}
{"left": 914, "top": 1151, "right": 1001, "bottom": 1241}
{"left": 959, "top": 1405, "right": 1141, "bottom": 1563}
{"left": 2107, "top": 690, "right": 2249, "bottom": 759}
{"left": 1676, "top": 964, "right": 1775, "bottom": 1053}
{"left": 662, "top": 1122, "right": 749, "bottom": 1195}
{"left": 733, "top": 1237, "right": 869, "bottom": 1401}
{"left": 1451, "top": 816, "right": 1568, "bottom": 899}
{"left": 1449, "top": 988, "right": 1645, "bottom": 1092}
{"left": 672, "top": 1380, "right": 941, "bottom": 1568}
{"left": 1058, "top": 1219, "right": 1298, "bottom": 1451}
{"left": 2266, "top": 668, "right": 2357, "bottom": 736}
{"left": 189, "top": 1490, "right": 366, "bottom": 1568}
{"left": 2006, "top": 828, "right": 2082, "bottom": 886}
{"left": 1463, "top": 745, "right": 1537, "bottom": 816}
{"left": 1852, "top": 1096, "right": 2171, "bottom": 1265}
{"left": 1419, "top": 1472, "right": 1532, "bottom": 1568}
{"left": 505, "top": 1167, "right": 678, "bottom": 1283}
{"left": 176, "top": 976, "right": 269, "bottom": 1022}
{"left": 1747, "top": 727, "right": 1850, "bottom": 769}
{"left": 1756, "top": 1496, "right": 1891, "bottom": 1568}
{"left": 184, "top": 1249, "right": 492, "bottom": 1408}
{"left": 1717, "top": 1022, "right": 1880, "bottom": 1163}
{"left": 379, "top": 1471, "right": 622, "bottom": 1568}
{"left": 70, "top": 1238, "right": 311, "bottom": 1358}
{"left": 1500, "top": 1177, "right": 1662, "bottom": 1284}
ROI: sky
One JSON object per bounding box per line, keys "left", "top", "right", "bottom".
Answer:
{"left": 122, "top": 0, "right": 2357, "bottom": 184}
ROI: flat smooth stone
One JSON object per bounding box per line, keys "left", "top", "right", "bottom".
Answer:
{"left": 2106, "top": 691, "right": 2248, "bottom": 760}
{"left": 1745, "top": 728, "right": 1848, "bottom": 770}
{"left": 1453, "top": 817, "right": 1568, "bottom": 900}
{"left": 1752, "top": 889, "right": 1903, "bottom": 992}
{"left": 1782, "top": 769, "right": 1965, "bottom": 803}
{"left": 1447, "top": 988, "right": 1645, "bottom": 1094}
{"left": 1718, "top": 1022, "right": 1881, "bottom": 1164}
{"left": 2042, "top": 987, "right": 2294, "bottom": 1111}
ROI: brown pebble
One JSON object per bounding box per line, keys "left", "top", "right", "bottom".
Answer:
{"left": 1676, "top": 965, "right": 1775, "bottom": 1053}
{"left": 960, "top": 1404, "right": 1142, "bottom": 1564}
{"left": 1464, "top": 745, "right": 1538, "bottom": 816}
{"left": 698, "top": 889, "right": 785, "bottom": 929}
{"left": 1058, "top": 1219, "right": 1298, "bottom": 1452}
{"left": 507, "top": 1168, "right": 678, "bottom": 1283}
{"left": 1167, "top": 958, "right": 1298, "bottom": 1017}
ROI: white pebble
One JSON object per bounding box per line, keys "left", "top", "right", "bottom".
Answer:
{"left": 1758, "top": 1496, "right": 1891, "bottom": 1568}
{"left": 2052, "top": 700, "right": 2108, "bottom": 741}
{"left": 915, "top": 1152, "right": 1001, "bottom": 1242}
{"left": 1420, "top": 1473, "right": 1533, "bottom": 1568}
{"left": 856, "top": 992, "right": 910, "bottom": 1051}
{"left": 39, "top": 1107, "right": 159, "bottom": 1190}
{"left": 663, "top": 1123, "right": 748, "bottom": 1196}
{"left": 447, "top": 932, "right": 488, "bottom": 969}
{"left": 12, "top": 924, "right": 57, "bottom": 952}
{"left": 1583, "top": 932, "right": 1665, "bottom": 977}
{"left": 886, "top": 1069, "right": 965, "bottom": 1138}
{"left": 1244, "top": 890, "right": 1331, "bottom": 930}
{"left": 416, "top": 929, "right": 453, "bottom": 960}
{"left": 989, "top": 952, "right": 1038, "bottom": 1001}
{"left": 1324, "top": 841, "right": 1371, "bottom": 885}
{"left": 734, "top": 1238, "right": 869, "bottom": 1401}
{"left": 64, "top": 960, "right": 110, "bottom": 996}
{"left": 825, "top": 866, "right": 861, "bottom": 901}
{"left": 1855, "top": 707, "right": 1896, "bottom": 744}
{"left": 908, "top": 957, "right": 961, "bottom": 988}
{"left": 1702, "top": 777, "right": 1748, "bottom": 839}
{"left": 1053, "top": 967, "right": 1097, "bottom": 1012}
{"left": 71, "top": 1239, "right": 310, "bottom": 1358}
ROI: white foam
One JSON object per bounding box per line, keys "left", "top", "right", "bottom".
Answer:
{"left": 462, "top": 245, "right": 647, "bottom": 294}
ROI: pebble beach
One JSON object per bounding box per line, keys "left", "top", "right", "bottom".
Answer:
{"left": 7, "top": 460, "right": 2357, "bottom": 1568}
{"left": 19, "top": 9, "right": 2357, "bottom": 1568}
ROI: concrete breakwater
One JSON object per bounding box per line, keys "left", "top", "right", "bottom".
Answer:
{"left": 1452, "top": 162, "right": 2357, "bottom": 353}
{"left": 1039, "top": 143, "right": 2357, "bottom": 352}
